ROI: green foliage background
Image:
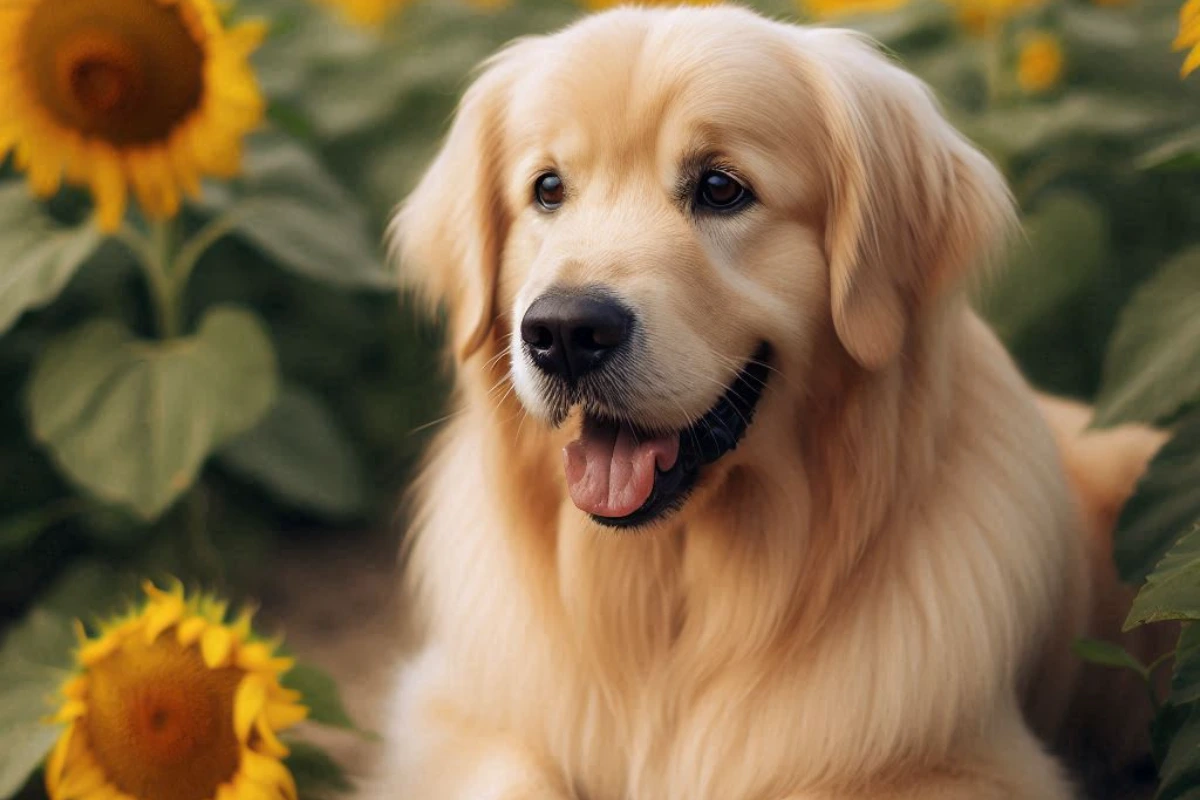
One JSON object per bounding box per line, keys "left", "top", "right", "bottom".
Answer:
{"left": 1, "top": 0, "right": 1199, "bottom": 798}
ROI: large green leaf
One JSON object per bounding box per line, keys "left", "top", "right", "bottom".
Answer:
{"left": 1139, "top": 126, "right": 1200, "bottom": 172}
{"left": 1071, "top": 637, "right": 1148, "bottom": 678}
{"left": 1172, "top": 624, "right": 1200, "bottom": 707}
{"left": 219, "top": 385, "right": 368, "bottom": 519}
{"left": 285, "top": 740, "right": 354, "bottom": 799}
{"left": 228, "top": 133, "right": 393, "bottom": 290}
{"left": 1126, "top": 523, "right": 1200, "bottom": 630}
{"left": 1094, "top": 249, "right": 1200, "bottom": 428}
{"left": 1159, "top": 703, "right": 1200, "bottom": 800}
{"left": 981, "top": 192, "right": 1106, "bottom": 342}
{"left": 281, "top": 662, "right": 359, "bottom": 732}
{"left": 0, "top": 609, "right": 75, "bottom": 798}
{"left": 0, "top": 183, "right": 104, "bottom": 336}
{"left": 1116, "top": 413, "right": 1200, "bottom": 584}
{"left": 967, "top": 92, "right": 1183, "bottom": 159}
{"left": 27, "top": 307, "right": 280, "bottom": 520}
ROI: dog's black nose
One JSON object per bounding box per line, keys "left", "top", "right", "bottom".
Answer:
{"left": 520, "top": 291, "right": 631, "bottom": 381}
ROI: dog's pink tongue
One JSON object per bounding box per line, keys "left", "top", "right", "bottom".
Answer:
{"left": 564, "top": 424, "right": 679, "bottom": 518}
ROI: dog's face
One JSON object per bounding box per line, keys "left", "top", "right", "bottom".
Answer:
{"left": 394, "top": 6, "right": 1012, "bottom": 529}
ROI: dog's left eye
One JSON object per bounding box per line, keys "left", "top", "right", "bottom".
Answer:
{"left": 696, "top": 170, "right": 752, "bottom": 212}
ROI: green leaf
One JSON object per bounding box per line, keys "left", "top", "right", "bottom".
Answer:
{"left": 0, "top": 183, "right": 104, "bottom": 336}
{"left": 219, "top": 385, "right": 368, "bottom": 519}
{"left": 281, "top": 662, "right": 359, "bottom": 732}
{"left": 229, "top": 133, "right": 393, "bottom": 290}
{"left": 0, "top": 609, "right": 76, "bottom": 798}
{"left": 1093, "top": 249, "right": 1200, "bottom": 428}
{"left": 1159, "top": 703, "right": 1200, "bottom": 800}
{"left": 285, "top": 740, "right": 354, "bottom": 798}
{"left": 27, "top": 307, "right": 280, "bottom": 520}
{"left": 1172, "top": 624, "right": 1200, "bottom": 707}
{"left": 1116, "top": 413, "right": 1200, "bottom": 584}
{"left": 0, "top": 503, "right": 76, "bottom": 556}
{"left": 1139, "top": 127, "right": 1200, "bottom": 172}
{"left": 1071, "top": 637, "right": 1148, "bottom": 678}
{"left": 1126, "top": 523, "right": 1200, "bottom": 630}
{"left": 981, "top": 192, "right": 1106, "bottom": 342}
{"left": 39, "top": 561, "right": 139, "bottom": 623}
{"left": 967, "top": 92, "right": 1183, "bottom": 159}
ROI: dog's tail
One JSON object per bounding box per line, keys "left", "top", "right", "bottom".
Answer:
{"left": 1036, "top": 393, "right": 1173, "bottom": 780}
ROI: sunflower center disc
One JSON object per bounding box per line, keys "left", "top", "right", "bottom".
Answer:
{"left": 70, "top": 55, "right": 138, "bottom": 116}
{"left": 24, "top": 0, "right": 206, "bottom": 145}
{"left": 85, "top": 635, "right": 243, "bottom": 800}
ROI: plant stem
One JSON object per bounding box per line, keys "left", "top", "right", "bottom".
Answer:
{"left": 173, "top": 214, "right": 236, "bottom": 297}
{"left": 149, "top": 219, "right": 183, "bottom": 338}
{"left": 984, "top": 27, "right": 1006, "bottom": 108}
{"left": 184, "top": 484, "right": 224, "bottom": 585}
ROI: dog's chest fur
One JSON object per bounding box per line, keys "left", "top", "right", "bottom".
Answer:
{"left": 402, "top": 322, "right": 1083, "bottom": 800}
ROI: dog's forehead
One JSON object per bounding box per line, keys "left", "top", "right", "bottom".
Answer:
{"left": 506, "top": 8, "right": 813, "bottom": 165}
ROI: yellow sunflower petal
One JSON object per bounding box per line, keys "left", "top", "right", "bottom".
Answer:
{"left": 202, "top": 624, "right": 234, "bottom": 668}
{"left": 87, "top": 149, "right": 128, "bottom": 234}
{"left": 253, "top": 714, "right": 291, "bottom": 759}
{"left": 62, "top": 675, "right": 89, "bottom": 699}
{"left": 78, "top": 634, "right": 120, "bottom": 667}
{"left": 265, "top": 701, "right": 309, "bottom": 731}
{"left": 1184, "top": 44, "right": 1200, "bottom": 76}
{"left": 234, "top": 674, "right": 268, "bottom": 743}
{"left": 230, "top": 774, "right": 276, "bottom": 800}
{"left": 52, "top": 700, "right": 87, "bottom": 724}
{"left": 143, "top": 594, "right": 185, "bottom": 644}
{"left": 45, "top": 723, "right": 75, "bottom": 795}
{"left": 177, "top": 615, "right": 208, "bottom": 646}
{"left": 242, "top": 749, "right": 299, "bottom": 800}
{"left": 57, "top": 762, "right": 107, "bottom": 797}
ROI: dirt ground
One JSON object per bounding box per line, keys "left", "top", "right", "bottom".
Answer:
{"left": 259, "top": 531, "right": 406, "bottom": 789}
{"left": 263, "top": 533, "right": 1156, "bottom": 800}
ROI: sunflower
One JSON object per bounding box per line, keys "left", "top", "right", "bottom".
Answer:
{"left": 801, "top": 0, "right": 909, "bottom": 19}
{"left": 318, "top": 0, "right": 507, "bottom": 27}
{"left": 580, "top": 0, "right": 719, "bottom": 9}
{"left": 1178, "top": 0, "right": 1200, "bottom": 77}
{"left": 944, "top": 0, "right": 1045, "bottom": 35}
{"left": 46, "top": 581, "right": 307, "bottom": 800}
{"left": 0, "top": 0, "right": 266, "bottom": 232}
{"left": 1016, "top": 31, "right": 1064, "bottom": 93}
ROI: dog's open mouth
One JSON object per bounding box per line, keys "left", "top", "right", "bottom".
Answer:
{"left": 563, "top": 342, "right": 773, "bottom": 528}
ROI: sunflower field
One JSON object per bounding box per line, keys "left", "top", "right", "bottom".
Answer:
{"left": 0, "top": 0, "right": 1197, "bottom": 799}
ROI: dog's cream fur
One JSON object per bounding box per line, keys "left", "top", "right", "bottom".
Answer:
{"left": 366, "top": 7, "right": 1168, "bottom": 798}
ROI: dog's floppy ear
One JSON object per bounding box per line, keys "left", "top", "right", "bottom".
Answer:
{"left": 388, "top": 41, "right": 532, "bottom": 362}
{"left": 805, "top": 30, "right": 1016, "bottom": 370}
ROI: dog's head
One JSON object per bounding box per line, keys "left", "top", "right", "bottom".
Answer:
{"left": 393, "top": 6, "right": 1014, "bottom": 529}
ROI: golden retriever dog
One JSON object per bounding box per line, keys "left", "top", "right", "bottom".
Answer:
{"left": 365, "top": 6, "right": 1169, "bottom": 798}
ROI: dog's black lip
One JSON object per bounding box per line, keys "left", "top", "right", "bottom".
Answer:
{"left": 589, "top": 341, "right": 773, "bottom": 530}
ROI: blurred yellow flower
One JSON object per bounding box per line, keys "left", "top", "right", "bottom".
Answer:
{"left": 317, "top": 0, "right": 410, "bottom": 25}
{"left": 1017, "top": 32, "right": 1064, "bottom": 93}
{"left": 46, "top": 581, "right": 307, "bottom": 800}
{"left": 802, "top": 0, "right": 909, "bottom": 18}
{"left": 1177, "top": 0, "right": 1200, "bottom": 77}
{"left": 582, "top": 0, "right": 718, "bottom": 7}
{"left": 945, "top": 0, "right": 1045, "bottom": 36}
{"left": 0, "top": 0, "right": 266, "bottom": 232}
{"left": 320, "top": 0, "right": 507, "bottom": 26}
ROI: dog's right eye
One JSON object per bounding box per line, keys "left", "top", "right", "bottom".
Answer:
{"left": 535, "top": 173, "right": 565, "bottom": 211}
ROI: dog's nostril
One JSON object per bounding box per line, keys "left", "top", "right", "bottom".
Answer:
{"left": 528, "top": 324, "right": 554, "bottom": 350}
{"left": 580, "top": 322, "right": 625, "bottom": 351}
